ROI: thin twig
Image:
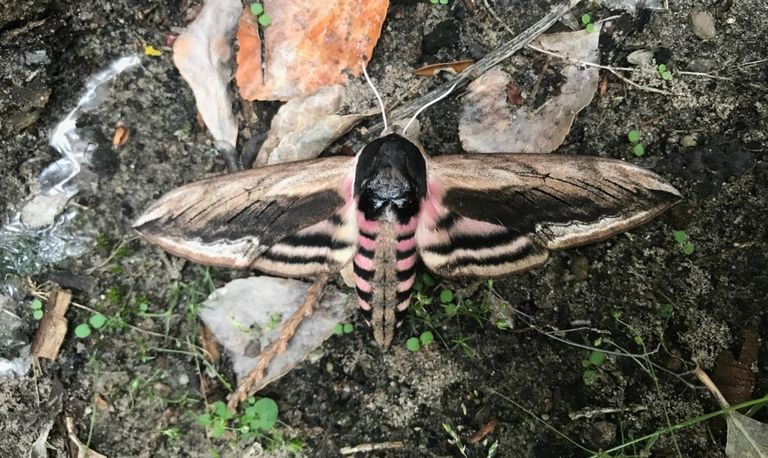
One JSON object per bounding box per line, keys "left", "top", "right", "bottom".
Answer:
{"left": 227, "top": 273, "right": 330, "bottom": 410}
{"left": 738, "top": 57, "right": 768, "bottom": 68}
{"left": 84, "top": 235, "right": 140, "bottom": 274}
{"left": 340, "top": 441, "right": 406, "bottom": 455}
{"left": 678, "top": 70, "right": 768, "bottom": 92}
{"left": 569, "top": 404, "right": 648, "bottom": 420}
{"left": 371, "top": 1, "right": 579, "bottom": 132}
{"left": 482, "top": 0, "right": 672, "bottom": 98}
{"left": 70, "top": 301, "right": 167, "bottom": 339}
{"left": 525, "top": 43, "right": 634, "bottom": 72}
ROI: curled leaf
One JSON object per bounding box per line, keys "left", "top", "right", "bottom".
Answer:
{"left": 459, "top": 28, "right": 600, "bottom": 154}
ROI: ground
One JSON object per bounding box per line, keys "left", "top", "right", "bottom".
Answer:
{"left": 1, "top": 0, "right": 767, "bottom": 457}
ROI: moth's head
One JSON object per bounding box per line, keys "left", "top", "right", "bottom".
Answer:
{"left": 354, "top": 133, "right": 427, "bottom": 222}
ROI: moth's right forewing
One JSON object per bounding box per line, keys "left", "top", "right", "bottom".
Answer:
{"left": 134, "top": 156, "right": 357, "bottom": 273}
{"left": 419, "top": 153, "right": 681, "bottom": 278}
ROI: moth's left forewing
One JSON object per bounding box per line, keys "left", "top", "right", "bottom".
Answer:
{"left": 134, "top": 156, "right": 358, "bottom": 275}
{"left": 417, "top": 154, "right": 681, "bottom": 278}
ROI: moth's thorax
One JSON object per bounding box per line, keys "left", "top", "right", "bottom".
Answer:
{"left": 354, "top": 133, "right": 427, "bottom": 224}
{"left": 353, "top": 211, "right": 418, "bottom": 348}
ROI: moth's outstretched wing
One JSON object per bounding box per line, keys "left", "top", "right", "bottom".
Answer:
{"left": 417, "top": 153, "right": 681, "bottom": 278}
{"left": 134, "top": 156, "right": 358, "bottom": 277}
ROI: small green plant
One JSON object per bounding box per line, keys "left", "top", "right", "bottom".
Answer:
{"left": 249, "top": 2, "right": 263, "bottom": 15}
{"left": 658, "top": 302, "right": 674, "bottom": 318}
{"left": 581, "top": 347, "right": 606, "bottom": 386}
{"left": 31, "top": 299, "right": 44, "bottom": 320}
{"left": 443, "top": 423, "right": 468, "bottom": 457}
{"left": 673, "top": 231, "right": 695, "bottom": 255}
{"left": 161, "top": 427, "right": 181, "bottom": 441}
{"left": 249, "top": 3, "right": 271, "bottom": 27}
{"left": 406, "top": 331, "right": 435, "bottom": 352}
{"left": 74, "top": 313, "right": 108, "bottom": 339}
{"left": 420, "top": 330, "right": 434, "bottom": 346}
{"left": 439, "top": 287, "right": 457, "bottom": 316}
{"left": 197, "top": 397, "right": 279, "bottom": 440}
{"left": 581, "top": 13, "right": 595, "bottom": 33}
{"left": 657, "top": 63, "right": 672, "bottom": 81}
{"left": 333, "top": 322, "right": 355, "bottom": 336}
{"left": 627, "top": 129, "right": 645, "bottom": 157}
{"left": 429, "top": 0, "right": 449, "bottom": 4}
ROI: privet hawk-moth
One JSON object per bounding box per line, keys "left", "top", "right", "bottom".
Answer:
{"left": 134, "top": 128, "right": 681, "bottom": 347}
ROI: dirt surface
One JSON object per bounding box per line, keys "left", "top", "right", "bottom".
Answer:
{"left": 1, "top": 0, "right": 767, "bottom": 457}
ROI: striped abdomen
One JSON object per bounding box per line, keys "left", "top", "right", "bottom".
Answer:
{"left": 353, "top": 213, "right": 418, "bottom": 347}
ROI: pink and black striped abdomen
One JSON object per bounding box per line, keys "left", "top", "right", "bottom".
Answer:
{"left": 353, "top": 214, "right": 418, "bottom": 347}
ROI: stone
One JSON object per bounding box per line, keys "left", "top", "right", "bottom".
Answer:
{"left": 689, "top": 11, "right": 716, "bottom": 40}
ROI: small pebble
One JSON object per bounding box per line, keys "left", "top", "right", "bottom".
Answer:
{"left": 680, "top": 134, "right": 698, "bottom": 147}
{"left": 688, "top": 11, "right": 716, "bottom": 40}
{"left": 571, "top": 256, "right": 589, "bottom": 282}
{"left": 590, "top": 421, "right": 617, "bottom": 449}
{"left": 687, "top": 58, "right": 715, "bottom": 72}
{"left": 177, "top": 373, "right": 189, "bottom": 385}
{"left": 626, "top": 49, "right": 654, "bottom": 66}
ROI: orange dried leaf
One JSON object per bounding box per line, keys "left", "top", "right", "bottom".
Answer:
{"left": 236, "top": 0, "right": 389, "bottom": 101}
{"left": 469, "top": 419, "right": 498, "bottom": 444}
{"left": 414, "top": 59, "right": 474, "bottom": 77}
{"left": 112, "top": 125, "right": 129, "bottom": 146}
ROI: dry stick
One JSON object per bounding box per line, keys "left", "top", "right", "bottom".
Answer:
{"left": 678, "top": 70, "right": 768, "bottom": 92}
{"left": 228, "top": 273, "right": 330, "bottom": 410}
{"left": 526, "top": 43, "right": 674, "bottom": 96}
{"left": 482, "top": 0, "right": 674, "bottom": 97}
{"left": 340, "top": 441, "right": 406, "bottom": 455}
{"left": 371, "top": 0, "right": 579, "bottom": 132}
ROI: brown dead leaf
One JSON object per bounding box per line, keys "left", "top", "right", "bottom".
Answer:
{"left": 172, "top": 0, "right": 241, "bottom": 150}
{"left": 711, "top": 329, "right": 759, "bottom": 405}
{"left": 198, "top": 321, "right": 220, "bottom": 363}
{"left": 94, "top": 393, "right": 111, "bottom": 412}
{"left": 505, "top": 81, "right": 525, "bottom": 106}
{"left": 459, "top": 28, "right": 600, "bottom": 153}
{"left": 414, "top": 59, "right": 474, "bottom": 77}
{"left": 598, "top": 75, "right": 608, "bottom": 96}
{"left": 255, "top": 85, "right": 365, "bottom": 165}
{"left": 236, "top": 0, "right": 389, "bottom": 101}
{"left": 65, "top": 417, "right": 107, "bottom": 458}
{"left": 111, "top": 125, "right": 129, "bottom": 147}
{"left": 469, "top": 419, "right": 498, "bottom": 444}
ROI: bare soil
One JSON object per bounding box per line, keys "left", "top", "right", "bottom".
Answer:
{"left": 1, "top": 0, "right": 767, "bottom": 457}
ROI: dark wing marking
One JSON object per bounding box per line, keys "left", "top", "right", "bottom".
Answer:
{"left": 134, "top": 156, "right": 357, "bottom": 276}
{"left": 418, "top": 153, "right": 681, "bottom": 277}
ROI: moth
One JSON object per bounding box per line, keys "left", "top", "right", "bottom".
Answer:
{"left": 134, "top": 86, "right": 681, "bottom": 348}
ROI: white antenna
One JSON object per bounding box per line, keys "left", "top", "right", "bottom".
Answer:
{"left": 362, "top": 62, "right": 388, "bottom": 131}
{"left": 403, "top": 83, "right": 458, "bottom": 135}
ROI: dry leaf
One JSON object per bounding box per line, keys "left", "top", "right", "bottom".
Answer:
{"left": 459, "top": 28, "right": 600, "bottom": 153}
{"left": 414, "top": 59, "right": 474, "bottom": 76}
{"left": 200, "top": 277, "right": 353, "bottom": 390}
{"left": 712, "top": 329, "right": 759, "bottom": 405}
{"left": 198, "top": 322, "right": 221, "bottom": 363}
{"left": 172, "top": 0, "right": 241, "bottom": 150}
{"left": 65, "top": 417, "right": 107, "bottom": 458}
{"left": 695, "top": 368, "right": 768, "bottom": 458}
{"left": 111, "top": 125, "right": 129, "bottom": 147}
{"left": 255, "top": 85, "right": 364, "bottom": 165}
{"left": 236, "top": 0, "right": 389, "bottom": 101}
